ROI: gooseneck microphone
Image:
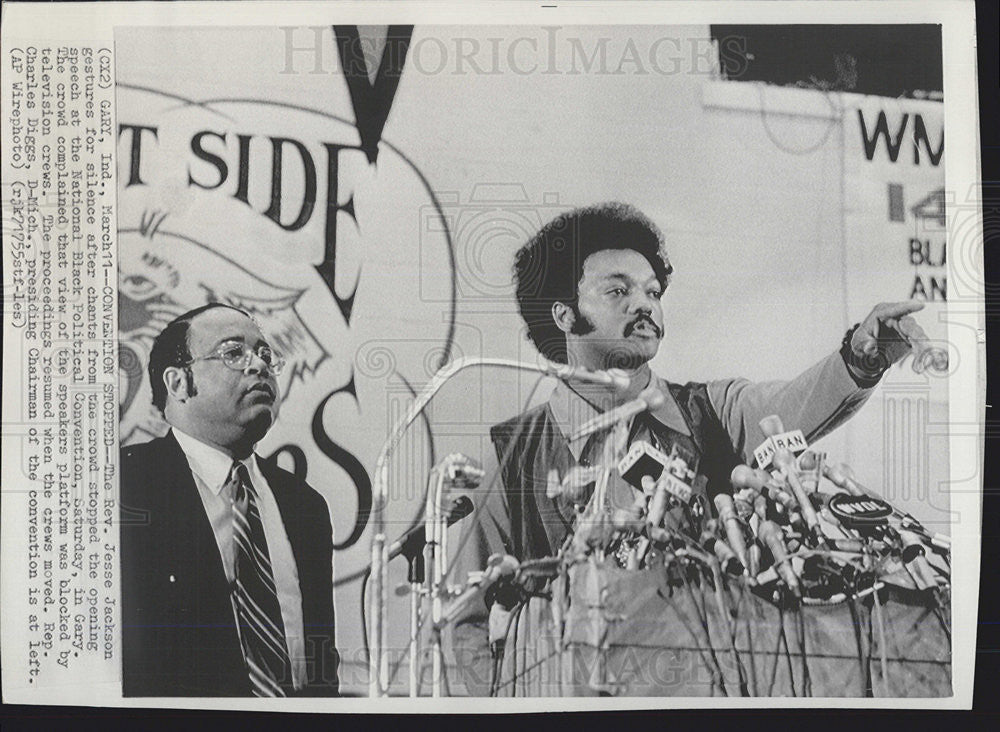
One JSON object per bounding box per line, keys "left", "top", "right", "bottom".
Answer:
{"left": 541, "top": 362, "right": 631, "bottom": 391}
{"left": 570, "top": 386, "right": 666, "bottom": 442}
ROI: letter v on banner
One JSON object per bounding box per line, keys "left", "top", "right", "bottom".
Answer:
{"left": 315, "top": 26, "right": 413, "bottom": 325}
{"left": 334, "top": 25, "right": 414, "bottom": 166}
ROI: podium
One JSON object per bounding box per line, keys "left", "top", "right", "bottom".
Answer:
{"left": 491, "top": 559, "right": 951, "bottom": 697}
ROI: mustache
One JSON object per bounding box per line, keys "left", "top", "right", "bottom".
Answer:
{"left": 624, "top": 314, "right": 663, "bottom": 338}
{"left": 244, "top": 382, "right": 276, "bottom": 399}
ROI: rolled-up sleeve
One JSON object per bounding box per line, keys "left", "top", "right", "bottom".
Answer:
{"left": 707, "top": 350, "right": 876, "bottom": 464}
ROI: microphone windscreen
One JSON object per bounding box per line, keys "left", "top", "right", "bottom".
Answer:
{"left": 486, "top": 553, "right": 520, "bottom": 580}
{"left": 731, "top": 464, "right": 764, "bottom": 491}
{"left": 758, "top": 520, "right": 786, "bottom": 559}
{"left": 713, "top": 493, "right": 736, "bottom": 520}
{"left": 798, "top": 451, "right": 819, "bottom": 471}
{"left": 759, "top": 414, "right": 785, "bottom": 438}
{"left": 448, "top": 495, "right": 474, "bottom": 524}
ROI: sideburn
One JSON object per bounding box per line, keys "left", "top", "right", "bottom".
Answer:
{"left": 569, "top": 304, "right": 596, "bottom": 335}
{"left": 184, "top": 366, "right": 198, "bottom": 398}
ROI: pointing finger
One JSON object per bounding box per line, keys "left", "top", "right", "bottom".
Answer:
{"left": 875, "top": 301, "right": 926, "bottom": 320}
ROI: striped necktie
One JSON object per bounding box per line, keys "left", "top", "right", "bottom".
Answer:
{"left": 229, "top": 461, "right": 292, "bottom": 697}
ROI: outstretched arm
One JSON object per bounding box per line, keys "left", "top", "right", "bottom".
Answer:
{"left": 707, "top": 301, "right": 935, "bottom": 464}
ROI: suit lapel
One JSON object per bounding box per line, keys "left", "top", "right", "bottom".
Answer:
{"left": 159, "top": 431, "right": 233, "bottom": 609}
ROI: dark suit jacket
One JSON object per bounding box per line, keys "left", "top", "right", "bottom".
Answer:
{"left": 120, "top": 431, "right": 340, "bottom": 696}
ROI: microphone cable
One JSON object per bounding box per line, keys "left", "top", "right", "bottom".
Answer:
{"left": 872, "top": 584, "right": 892, "bottom": 696}
{"left": 489, "top": 599, "right": 526, "bottom": 697}
{"left": 846, "top": 594, "right": 873, "bottom": 697}
{"left": 734, "top": 581, "right": 760, "bottom": 696}
{"left": 509, "top": 600, "right": 526, "bottom": 697}
{"left": 764, "top": 603, "right": 798, "bottom": 697}
{"left": 679, "top": 563, "right": 730, "bottom": 696}
{"left": 794, "top": 605, "right": 811, "bottom": 696}
{"left": 656, "top": 567, "right": 728, "bottom": 698}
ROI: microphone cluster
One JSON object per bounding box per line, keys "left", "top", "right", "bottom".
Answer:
{"left": 547, "top": 438, "right": 705, "bottom": 569}
{"left": 551, "top": 411, "right": 950, "bottom": 608}
{"left": 708, "top": 415, "right": 950, "bottom": 604}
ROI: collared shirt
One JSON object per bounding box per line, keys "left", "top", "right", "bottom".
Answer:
{"left": 172, "top": 428, "right": 306, "bottom": 691}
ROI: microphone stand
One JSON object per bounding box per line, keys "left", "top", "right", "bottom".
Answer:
{"left": 398, "top": 532, "right": 425, "bottom": 698}
{"left": 426, "top": 468, "right": 448, "bottom": 698}
{"left": 368, "top": 356, "right": 627, "bottom": 697}
{"left": 400, "top": 465, "right": 449, "bottom": 698}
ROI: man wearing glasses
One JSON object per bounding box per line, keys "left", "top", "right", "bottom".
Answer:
{"left": 120, "top": 303, "right": 340, "bottom": 697}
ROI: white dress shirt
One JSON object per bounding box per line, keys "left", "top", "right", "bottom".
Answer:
{"left": 172, "top": 428, "right": 306, "bottom": 691}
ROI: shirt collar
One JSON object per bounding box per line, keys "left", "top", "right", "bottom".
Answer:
{"left": 172, "top": 428, "right": 257, "bottom": 496}
{"left": 547, "top": 371, "right": 691, "bottom": 461}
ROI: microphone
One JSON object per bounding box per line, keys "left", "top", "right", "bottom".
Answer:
{"left": 546, "top": 465, "right": 599, "bottom": 504}
{"left": 747, "top": 543, "right": 762, "bottom": 578}
{"left": 633, "top": 474, "right": 671, "bottom": 565}
{"left": 436, "top": 554, "right": 520, "bottom": 629}
{"left": 822, "top": 463, "right": 868, "bottom": 498}
{"left": 436, "top": 453, "right": 485, "bottom": 489}
{"left": 824, "top": 463, "right": 950, "bottom": 552}
{"left": 898, "top": 529, "right": 939, "bottom": 591}
{"left": 753, "top": 494, "right": 768, "bottom": 522}
{"left": 541, "top": 362, "right": 631, "bottom": 391}
{"left": 366, "top": 355, "right": 652, "bottom": 695}
{"left": 389, "top": 495, "right": 474, "bottom": 561}
{"left": 645, "top": 474, "right": 673, "bottom": 531}
{"left": 713, "top": 494, "right": 750, "bottom": 574}
{"left": 797, "top": 450, "right": 825, "bottom": 493}
{"left": 700, "top": 520, "right": 743, "bottom": 576}
{"left": 618, "top": 441, "right": 670, "bottom": 488}
{"left": 570, "top": 386, "right": 666, "bottom": 442}
{"left": 758, "top": 520, "right": 801, "bottom": 597}
{"left": 730, "top": 465, "right": 797, "bottom": 514}
{"left": 772, "top": 448, "right": 822, "bottom": 538}
{"left": 619, "top": 442, "right": 695, "bottom": 511}
{"left": 631, "top": 473, "right": 688, "bottom": 564}
{"left": 759, "top": 414, "right": 784, "bottom": 438}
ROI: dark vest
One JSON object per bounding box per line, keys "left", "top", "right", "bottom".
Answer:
{"left": 490, "top": 381, "right": 741, "bottom": 561}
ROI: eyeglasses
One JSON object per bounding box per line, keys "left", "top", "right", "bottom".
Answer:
{"left": 185, "top": 340, "right": 286, "bottom": 375}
